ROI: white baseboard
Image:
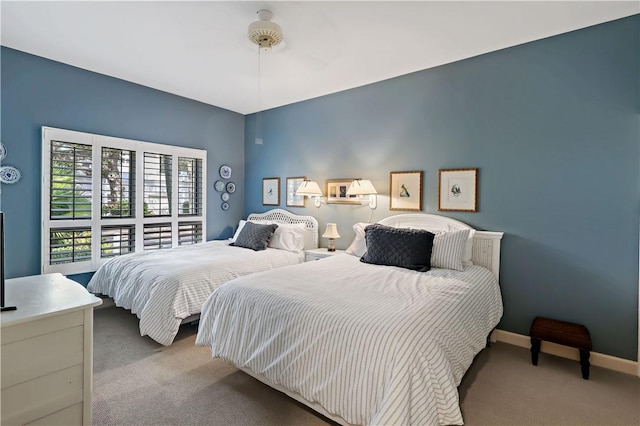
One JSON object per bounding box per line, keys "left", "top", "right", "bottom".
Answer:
{"left": 493, "top": 329, "right": 639, "bottom": 377}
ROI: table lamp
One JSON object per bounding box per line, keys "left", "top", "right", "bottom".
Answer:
{"left": 322, "top": 223, "right": 340, "bottom": 252}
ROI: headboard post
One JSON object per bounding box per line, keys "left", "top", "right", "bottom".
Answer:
{"left": 471, "top": 231, "right": 504, "bottom": 281}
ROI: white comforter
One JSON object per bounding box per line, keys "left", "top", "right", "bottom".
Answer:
{"left": 196, "top": 254, "right": 503, "bottom": 426}
{"left": 88, "top": 240, "right": 303, "bottom": 345}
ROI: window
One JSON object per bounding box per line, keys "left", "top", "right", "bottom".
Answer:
{"left": 101, "top": 147, "right": 135, "bottom": 218}
{"left": 144, "top": 152, "right": 172, "bottom": 216}
{"left": 42, "top": 127, "right": 207, "bottom": 274}
{"left": 178, "top": 157, "right": 203, "bottom": 216}
{"left": 178, "top": 222, "right": 204, "bottom": 246}
{"left": 50, "top": 141, "right": 92, "bottom": 220}
{"left": 101, "top": 225, "right": 135, "bottom": 258}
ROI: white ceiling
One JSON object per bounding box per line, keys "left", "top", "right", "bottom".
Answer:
{"left": 1, "top": 1, "right": 638, "bottom": 115}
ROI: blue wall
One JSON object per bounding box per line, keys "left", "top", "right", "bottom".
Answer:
{"left": 0, "top": 47, "right": 245, "bottom": 283}
{"left": 1, "top": 16, "right": 638, "bottom": 361}
{"left": 244, "top": 16, "right": 639, "bottom": 361}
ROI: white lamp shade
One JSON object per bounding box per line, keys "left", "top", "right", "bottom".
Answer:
{"left": 296, "top": 180, "right": 323, "bottom": 197}
{"left": 322, "top": 223, "right": 341, "bottom": 239}
{"left": 346, "top": 179, "right": 377, "bottom": 195}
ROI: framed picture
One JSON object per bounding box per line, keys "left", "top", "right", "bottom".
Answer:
{"left": 262, "top": 177, "right": 280, "bottom": 206}
{"left": 389, "top": 171, "right": 423, "bottom": 211}
{"left": 438, "top": 168, "right": 478, "bottom": 212}
{"left": 286, "top": 176, "right": 306, "bottom": 207}
{"left": 325, "top": 179, "right": 360, "bottom": 204}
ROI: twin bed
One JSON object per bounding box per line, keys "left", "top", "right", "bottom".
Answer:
{"left": 195, "top": 213, "right": 504, "bottom": 425}
{"left": 90, "top": 210, "right": 503, "bottom": 425}
{"left": 88, "top": 209, "right": 318, "bottom": 345}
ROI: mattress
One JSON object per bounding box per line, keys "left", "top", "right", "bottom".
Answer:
{"left": 196, "top": 253, "right": 503, "bottom": 425}
{"left": 88, "top": 240, "right": 303, "bottom": 345}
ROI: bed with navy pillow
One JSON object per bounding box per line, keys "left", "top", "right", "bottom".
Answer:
{"left": 196, "top": 213, "right": 504, "bottom": 425}
{"left": 88, "top": 209, "right": 317, "bottom": 345}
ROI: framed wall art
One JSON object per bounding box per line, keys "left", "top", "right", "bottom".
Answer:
{"left": 325, "top": 179, "right": 360, "bottom": 204}
{"left": 438, "top": 168, "right": 478, "bottom": 212}
{"left": 262, "top": 177, "right": 280, "bottom": 206}
{"left": 389, "top": 171, "right": 423, "bottom": 211}
{"left": 286, "top": 176, "right": 306, "bottom": 207}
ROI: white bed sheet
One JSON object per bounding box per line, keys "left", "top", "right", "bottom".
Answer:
{"left": 88, "top": 240, "right": 303, "bottom": 345}
{"left": 196, "top": 254, "right": 503, "bottom": 426}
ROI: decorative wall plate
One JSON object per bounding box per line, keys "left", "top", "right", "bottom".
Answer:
{"left": 0, "top": 165, "right": 21, "bottom": 184}
{"left": 226, "top": 182, "right": 236, "bottom": 193}
{"left": 214, "top": 180, "right": 225, "bottom": 192}
{"left": 219, "top": 165, "right": 232, "bottom": 179}
{"left": 221, "top": 202, "right": 230, "bottom": 211}
{"left": 221, "top": 192, "right": 230, "bottom": 202}
{"left": 0, "top": 142, "right": 6, "bottom": 161}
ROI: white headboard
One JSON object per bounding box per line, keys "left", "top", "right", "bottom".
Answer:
{"left": 377, "top": 214, "right": 504, "bottom": 280}
{"left": 247, "top": 209, "right": 319, "bottom": 250}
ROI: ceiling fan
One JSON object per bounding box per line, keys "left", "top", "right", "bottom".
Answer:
{"left": 247, "top": 9, "right": 283, "bottom": 52}
{"left": 245, "top": 8, "right": 340, "bottom": 72}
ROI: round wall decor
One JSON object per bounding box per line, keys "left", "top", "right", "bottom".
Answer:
{"left": 214, "top": 180, "right": 225, "bottom": 192}
{"left": 0, "top": 165, "right": 21, "bottom": 184}
{"left": 226, "top": 182, "right": 236, "bottom": 193}
{"left": 219, "top": 165, "right": 232, "bottom": 179}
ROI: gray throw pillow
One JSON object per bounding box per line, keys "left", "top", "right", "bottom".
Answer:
{"left": 230, "top": 222, "right": 278, "bottom": 251}
{"left": 360, "top": 224, "right": 435, "bottom": 272}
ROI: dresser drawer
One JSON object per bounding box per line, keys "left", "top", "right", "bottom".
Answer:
{"left": 1, "top": 325, "right": 84, "bottom": 388}
{"left": 1, "top": 365, "right": 84, "bottom": 425}
{"left": 28, "top": 402, "right": 83, "bottom": 426}
{"left": 2, "top": 311, "right": 84, "bottom": 344}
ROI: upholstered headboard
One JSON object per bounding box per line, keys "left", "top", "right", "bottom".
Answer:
{"left": 377, "top": 213, "right": 504, "bottom": 280}
{"left": 247, "top": 209, "right": 319, "bottom": 250}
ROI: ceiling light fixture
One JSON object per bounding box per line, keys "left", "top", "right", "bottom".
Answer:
{"left": 248, "top": 10, "right": 283, "bottom": 52}
{"left": 248, "top": 10, "right": 283, "bottom": 145}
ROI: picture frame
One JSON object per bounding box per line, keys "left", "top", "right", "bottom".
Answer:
{"left": 438, "top": 168, "right": 478, "bottom": 212}
{"left": 262, "top": 177, "right": 280, "bottom": 206}
{"left": 325, "top": 179, "right": 360, "bottom": 204}
{"left": 286, "top": 176, "right": 306, "bottom": 208}
{"left": 389, "top": 171, "right": 423, "bottom": 211}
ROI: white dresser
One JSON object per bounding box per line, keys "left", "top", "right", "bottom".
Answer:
{"left": 1, "top": 273, "right": 102, "bottom": 425}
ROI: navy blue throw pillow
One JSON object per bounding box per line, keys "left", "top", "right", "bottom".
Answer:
{"left": 360, "top": 224, "right": 435, "bottom": 272}
{"left": 230, "top": 222, "right": 278, "bottom": 251}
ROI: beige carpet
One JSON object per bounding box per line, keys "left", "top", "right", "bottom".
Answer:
{"left": 93, "top": 306, "right": 640, "bottom": 425}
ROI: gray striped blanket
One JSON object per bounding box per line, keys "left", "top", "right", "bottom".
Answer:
{"left": 196, "top": 254, "right": 503, "bottom": 425}
{"left": 88, "top": 240, "right": 303, "bottom": 345}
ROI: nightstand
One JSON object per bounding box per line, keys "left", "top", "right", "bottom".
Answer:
{"left": 304, "top": 248, "right": 345, "bottom": 262}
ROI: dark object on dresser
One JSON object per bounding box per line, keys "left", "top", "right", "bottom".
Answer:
{"left": 529, "top": 316, "right": 592, "bottom": 379}
{"left": 0, "top": 211, "right": 17, "bottom": 312}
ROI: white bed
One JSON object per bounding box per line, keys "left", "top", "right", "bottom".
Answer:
{"left": 88, "top": 209, "right": 318, "bottom": 345}
{"left": 196, "top": 214, "right": 504, "bottom": 425}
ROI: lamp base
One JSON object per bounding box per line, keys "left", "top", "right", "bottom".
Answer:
{"left": 327, "top": 238, "right": 336, "bottom": 252}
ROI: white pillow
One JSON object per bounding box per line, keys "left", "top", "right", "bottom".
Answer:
{"left": 231, "top": 220, "right": 305, "bottom": 252}
{"left": 231, "top": 220, "right": 247, "bottom": 242}
{"left": 431, "top": 229, "right": 470, "bottom": 271}
{"left": 268, "top": 222, "right": 306, "bottom": 252}
{"left": 345, "top": 222, "right": 369, "bottom": 257}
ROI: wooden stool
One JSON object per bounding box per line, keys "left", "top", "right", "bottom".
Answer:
{"left": 529, "top": 316, "right": 592, "bottom": 380}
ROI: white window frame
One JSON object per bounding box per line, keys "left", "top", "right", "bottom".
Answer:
{"left": 41, "top": 126, "right": 207, "bottom": 275}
